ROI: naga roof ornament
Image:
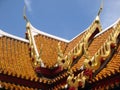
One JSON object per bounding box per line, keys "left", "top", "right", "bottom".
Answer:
{"left": 23, "top": 5, "right": 44, "bottom": 68}
{"left": 56, "top": 8, "right": 103, "bottom": 71}
{"left": 66, "top": 1, "right": 104, "bottom": 89}
{"left": 78, "top": 10, "right": 120, "bottom": 90}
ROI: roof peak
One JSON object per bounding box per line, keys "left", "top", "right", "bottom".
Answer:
{"left": 97, "top": 0, "right": 103, "bottom": 16}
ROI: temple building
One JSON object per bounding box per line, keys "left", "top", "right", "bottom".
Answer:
{"left": 0, "top": 4, "right": 120, "bottom": 90}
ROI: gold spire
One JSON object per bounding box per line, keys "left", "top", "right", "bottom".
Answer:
{"left": 97, "top": 0, "right": 103, "bottom": 16}
{"left": 23, "top": 5, "right": 29, "bottom": 23}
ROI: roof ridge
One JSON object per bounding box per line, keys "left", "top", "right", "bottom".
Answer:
{"left": 0, "top": 29, "right": 29, "bottom": 43}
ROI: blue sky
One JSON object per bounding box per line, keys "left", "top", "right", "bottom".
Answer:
{"left": 0, "top": 0, "right": 120, "bottom": 40}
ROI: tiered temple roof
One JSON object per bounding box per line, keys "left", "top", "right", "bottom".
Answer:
{"left": 0, "top": 8, "right": 120, "bottom": 90}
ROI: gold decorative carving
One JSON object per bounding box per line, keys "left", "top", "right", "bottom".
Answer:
{"left": 84, "top": 21, "right": 120, "bottom": 71}
{"left": 26, "top": 22, "right": 44, "bottom": 67}
{"left": 80, "top": 21, "right": 120, "bottom": 89}
{"left": 68, "top": 18, "right": 120, "bottom": 89}
{"left": 23, "top": 5, "right": 44, "bottom": 67}
{"left": 57, "top": 42, "right": 73, "bottom": 69}
{"left": 67, "top": 75, "right": 79, "bottom": 89}
{"left": 66, "top": 16, "right": 103, "bottom": 88}
{"left": 67, "top": 71, "right": 87, "bottom": 89}
{"left": 72, "top": 17, "right": 102, "bottom": 59}
{"left": 67, "top": 71, "right": 80, "bottom": 89}
{"left": 57, "top": 16, "right": 102, "bottom": 70}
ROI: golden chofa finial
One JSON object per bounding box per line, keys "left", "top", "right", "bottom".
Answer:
{"left": 23, "top": 5, "right": 29, "bottom": 23}
{"left": 97, "top": 0, "right": 103, "bottom": 16}
{"left": 95, "top": 0, "right": 103, "bottom": 22}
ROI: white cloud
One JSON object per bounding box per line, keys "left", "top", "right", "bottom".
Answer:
{"left": 24, "top": 0, "right": 32, "bottom": 12}
{"left": 101, "top": 0, "right": 120, "bottom": 29}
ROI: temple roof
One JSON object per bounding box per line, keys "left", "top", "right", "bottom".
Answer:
{"left": 0, "top": 16, "right": 120, "bottom": 89}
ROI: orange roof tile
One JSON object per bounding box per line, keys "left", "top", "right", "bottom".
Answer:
{"left": 92, "top": 45, "right": 120, "bottom": 82}
{"left": 34, "top": 34, "right": 68, "bottom": 67}
{"left": 71, "top": 27, "right": 113, "bottom": 70}
{"left": 0, "top": 35, "right": 39, "bottom": 82}
{"left": 86, "top": 20, "right": 120, "bottom": 90}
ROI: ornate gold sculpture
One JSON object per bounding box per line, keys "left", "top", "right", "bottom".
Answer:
{"left": 57, "top": 15, "right": 102, "bottom": 70}
{"left": 26, "top": 22, "right": 41, "bottom": 66}
{"left": 67, "top": 4, "right": 120, "bottom": 88}
{"left": 23, "top": 7, "right": 44, "bottom": 67}
{"left": 72, "top": 20, "right": 102, "bottom": 59}
{"left": 67, "top": 71, "right": 80, "bottom": 90}
{"left": 66, "top": 10, "right": 103, "bottom": 89}
{"left": 84, "top": 21, "right": 120, "bottom": 71}
{"left": 57, "top": 42, "right": 73, "bottom": 69}
{"left": 67, "top": 71, "right": 88, "bottom": 89}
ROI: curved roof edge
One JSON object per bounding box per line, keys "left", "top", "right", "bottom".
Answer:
{"left": 0, "top": 29, "right": 29, "bottom": 43}
{"left": 29, "top": 23, "right": 70, "bottom": 43}
{"left": 95, "top": 18, "right": 120, "bottom": 38}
